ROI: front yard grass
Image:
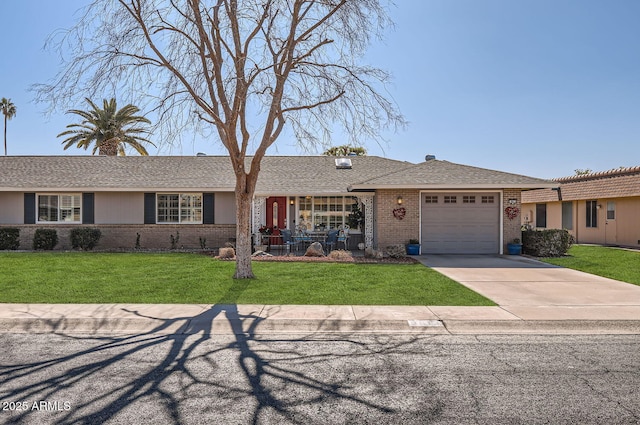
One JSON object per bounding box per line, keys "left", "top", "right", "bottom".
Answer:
{"left": 540, "top": 245, "right": 640, "bottom": 286}
{"left": 0, "top": 252, "right": 494, "bottom": 306}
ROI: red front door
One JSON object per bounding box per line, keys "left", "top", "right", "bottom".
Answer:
{"left": 266, "top": 196, "right": 287, "bottom": 233}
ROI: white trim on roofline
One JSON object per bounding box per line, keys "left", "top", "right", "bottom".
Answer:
{"left": 348, "top": 183, "right": 558, "bottom": 191}
{"left": 0, "top": 187, "right": 237, "bottom": 193}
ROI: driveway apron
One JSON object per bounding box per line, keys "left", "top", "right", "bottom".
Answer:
{"left": 419, "top": 255, "right": 640, "bottom": 321}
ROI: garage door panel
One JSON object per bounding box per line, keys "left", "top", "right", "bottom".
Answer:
{"left": 421, "top": 192, "right": 500, "bottom": 254}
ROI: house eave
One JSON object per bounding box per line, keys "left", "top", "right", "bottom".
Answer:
{"left": 0, "top": 187, "right": 237, "bottom": 193}
{"left": 348, "top": 183, "right": 558, "bottom": 191}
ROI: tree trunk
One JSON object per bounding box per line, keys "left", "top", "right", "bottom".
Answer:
{"left": 3, "top": 115, "right": 7, "bottom": 156}
{"left": 234, "top": 189, "right": 255, "bottom": 279}
{"left": 99, "top": 141, "right": 119, "bottom": 156}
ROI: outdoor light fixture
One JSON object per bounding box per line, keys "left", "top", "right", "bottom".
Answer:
{"left": 508, "top": 198, "right": 517, "bottom": 205}
{"left": 397, "top": 196, "right": 403, "bottom": 205}
{"left": 290, "top": 199, "right": 295, "bottom": 205}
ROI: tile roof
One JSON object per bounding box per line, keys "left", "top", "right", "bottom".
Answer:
{"left": 522, "top": 166, "right": 640, "bottom": 203}
{"left": 350, "top": 159, "right": 555, "bottom": 189}
{"left": 0, "top": 155, "right": 554, "bottom": 194}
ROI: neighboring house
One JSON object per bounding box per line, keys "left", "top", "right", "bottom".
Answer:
{"left": 521, "top": 166, "right": 640, "bottom": 248}
{"left": 0, "top": 155, "right": 555, "bottom": 254}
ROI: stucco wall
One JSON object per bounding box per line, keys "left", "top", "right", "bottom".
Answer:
{"left": 522, "top": 196, "right": 640, "bottom": 248}
{"left": 95, "top": 192, "right": 144, "bottom": 224}
{"left": 215, "top": 192, "right": 236, "bottom": 224}
{"left": 0, "top": 192, "right": 23, "bottom": 224}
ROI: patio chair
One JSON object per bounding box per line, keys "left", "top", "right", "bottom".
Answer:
{"left": 280, "top": 229, "right": 299, "bottom": 254}
{"left": 325, "top": 229, "right": 339, "bottom": 253}
{"left": 337, "top": 225, "right": 350, "bottom": 250}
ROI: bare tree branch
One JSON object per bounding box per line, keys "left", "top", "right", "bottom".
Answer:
{"left": 33, "top": 0, "right": 405, "bottom": 278}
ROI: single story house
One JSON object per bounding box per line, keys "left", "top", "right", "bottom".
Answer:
{"left": 521, "top": 166, "right": 640, "bottom": 249}
{"left": 0, "top": 155, "right": 555, "bottom": 254}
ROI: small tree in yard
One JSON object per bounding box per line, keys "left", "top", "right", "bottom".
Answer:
{"left": 34, "top": 0, "right": 404, "bottom": 279}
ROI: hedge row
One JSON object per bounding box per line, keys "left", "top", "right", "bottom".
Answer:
{"left": 0, "top": 227, "right": 102, "bottom": 251}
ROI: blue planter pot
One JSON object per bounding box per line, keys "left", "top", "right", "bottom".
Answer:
{"left": 507, "top": 243, "right": 522, "bottom": 255}
{"left": 406, "top": 244, "right": 420, "bottom": 255}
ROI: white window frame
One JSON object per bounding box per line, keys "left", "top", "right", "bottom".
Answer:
{"left": 296, "top": 196, "right": 358, "bottom": 231}
{"left": 156, "top": 193, "right": 203, "bottom": 224}
{"left": 36, "top": 193, "right": 82, "bottom": 224}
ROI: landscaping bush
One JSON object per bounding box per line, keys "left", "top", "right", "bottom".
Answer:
{"left": 70, "top": 227, "right": 102, "bottom": 251}
{"left": 217, "top": 247, "right": 236, "bottom": 259}
{"left": 33, "top": 229, "right": 58, "bottom": 250}
{"left": 522, "top": 229, "right": 574, "bottom": 257}
{"left": 328, "top": 249, "right": 353, "bottom": 260}
{"left": 0, "top": 228, "right": 20, "bottom": 250}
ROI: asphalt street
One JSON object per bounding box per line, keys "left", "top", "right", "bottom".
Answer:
{"left": 1, "top": 333, "right": 639, "bottom": 425}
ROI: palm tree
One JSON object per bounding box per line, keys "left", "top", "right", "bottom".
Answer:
{"left": 1, "top": 98, "right": 17, "bottom": 156}
{"left": 323, "top": 145, "right": 367, "bottom": 156}
{"left": 58, "top": 98, "right": 155, "bottom": 156}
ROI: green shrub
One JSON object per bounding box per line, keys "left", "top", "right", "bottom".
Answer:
{"left": 70, "top": 227, "right": 102, "bottom": 251}
{"left": 33, "top": 229, "right": 58, "bottom": 250}
{"left": 0, "top": 228, "right": 20, "bottom": 250}
{"left": 522, "top": 229, "right": 574, "bottom": 257}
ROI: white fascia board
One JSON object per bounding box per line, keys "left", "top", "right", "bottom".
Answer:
{"left": 349, "top": 183, "right": 558, "bottom": 190}
{"left": 253, "top": 191, "right": 359, "bottom": 197}
{"left": 0, "top": 187, "right": 236, "bottom": 192}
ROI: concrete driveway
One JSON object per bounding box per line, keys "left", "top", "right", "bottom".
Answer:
{"left": 420, "top": 255, "right": 640, "bottom": 321}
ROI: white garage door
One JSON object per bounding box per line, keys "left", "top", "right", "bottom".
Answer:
{"left": 421, "top": 192, "right": 500, "bottom": 254}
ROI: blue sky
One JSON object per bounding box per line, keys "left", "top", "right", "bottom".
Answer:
{"left": 1, "top": 0, "right": 639, "bottom": 179}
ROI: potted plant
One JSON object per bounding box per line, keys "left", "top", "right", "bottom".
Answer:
{"left": 406, "top": 238, "right": 421, "bottom": 255}
{"left": 507, "top": 238, "right": 522, "bottom": 255}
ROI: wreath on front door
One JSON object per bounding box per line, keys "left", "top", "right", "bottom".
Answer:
{"left": 505, "top": 206, "right": 520, "bottom": 220}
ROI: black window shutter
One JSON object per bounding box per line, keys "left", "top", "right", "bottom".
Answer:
{"left": 203, "top": 193, "right": 215, "bottom": 224}
{"left": 144, "top": 193, "right": 156, "bottom": 224}
{"left": 82, "top": 193, "right": 95, "bottom": 224}
{"left": 24, "top": 193, "right": 36, "bottom": 224}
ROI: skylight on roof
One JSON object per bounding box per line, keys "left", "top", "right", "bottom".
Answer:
{"left": 335, "top": 158, "right": 352, "bottom": 169}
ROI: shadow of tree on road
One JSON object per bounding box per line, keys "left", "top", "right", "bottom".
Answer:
{"left": 0, "top": 282, "right": 428, "bottom": 424}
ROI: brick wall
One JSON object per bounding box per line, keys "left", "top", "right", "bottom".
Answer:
{"left": 6, "top": 224, "right": 236, "bottom": 251}
{"left": 374, "top": 189, "right": 420, "bottom": 248}
{"left": 503, "top": 189, "right": 523, "bottom": 250}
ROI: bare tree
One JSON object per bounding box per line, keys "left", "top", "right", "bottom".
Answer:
{"left": 34, "top": 0, "right": 405, "bottom": 279}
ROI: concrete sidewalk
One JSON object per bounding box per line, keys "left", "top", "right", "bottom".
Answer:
{"left": 1, "top": 255, "right": 640, "bottom": 335}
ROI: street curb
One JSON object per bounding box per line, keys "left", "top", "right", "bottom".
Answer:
{"left": 443, "top": 320, "right": 640, "bottom": 335}
{"left": 2, "top": 318, "right": 640, "bottom": 335}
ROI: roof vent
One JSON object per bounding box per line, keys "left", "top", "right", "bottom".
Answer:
{"left": 425, "top": 154, "right": 436, "bottom": 161}
{"left": 196, "top": 152, "right": 207, "bottom": 157}
{"left": 335, "top": 158, "right": 352, "bottom": 169}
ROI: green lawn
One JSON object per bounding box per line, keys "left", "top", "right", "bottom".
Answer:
{"left": 540, "top": 245, "right": 640, "bottom": 286}
{"left": 0, "top": 252, "right": 494, "bottom": 306}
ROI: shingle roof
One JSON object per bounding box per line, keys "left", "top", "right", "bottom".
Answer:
{"left": 0, "top": 155, "right": 554, "bottom": 194}
{"left": 252, "top": 155, "right": 412, "bottom": 194}
{"left": 0, "top": 156, "right": 237, "bottom": 191}
{"left": 0, "top": 155, "right": 412, "bottom": 193}
{"left": 522, "top": 166, "right": 640, "bottom": 203}
{"left": 350, "top": 159, "right": 555, "bottom": 189}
